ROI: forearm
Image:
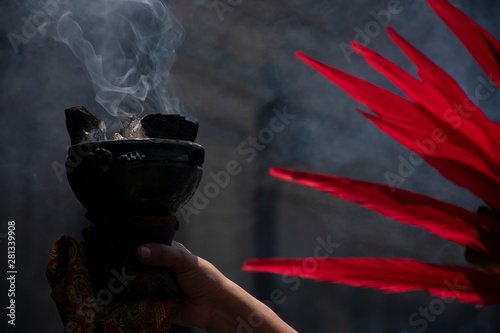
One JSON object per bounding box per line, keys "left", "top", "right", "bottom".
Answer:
{"left": 206, "top": 279, "right": 297, "bottom": 333}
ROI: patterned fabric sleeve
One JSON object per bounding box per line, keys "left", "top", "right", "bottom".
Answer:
{"left": 47, "top": 236, "right": 178, "bottom": 333}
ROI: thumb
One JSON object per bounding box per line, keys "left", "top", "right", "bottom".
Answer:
{"left": 137, "top": 242, "right": 197, "bottom": 273}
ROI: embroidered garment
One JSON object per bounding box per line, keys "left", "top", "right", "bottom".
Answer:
{"left": 47, "top": 236, "right": 178, "bottom": 333}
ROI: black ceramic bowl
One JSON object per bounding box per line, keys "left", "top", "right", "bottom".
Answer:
{"left": 66, "top": 139, "right": 204, "bottom": 217}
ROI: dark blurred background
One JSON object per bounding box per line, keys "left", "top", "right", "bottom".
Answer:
{"left": 2, "top": 0, "right": 500, "bottom": 332}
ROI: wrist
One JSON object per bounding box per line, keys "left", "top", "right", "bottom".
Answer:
{"left": 205, "top": 279, "right": 294, "bottom": 333}
{"left": 204, "top": 279, "right": 245, "bottom": 332}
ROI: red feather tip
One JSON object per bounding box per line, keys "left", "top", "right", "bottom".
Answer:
{"left": 426, "top": 0, "right": 500, "bottom": 90}
{"left": 243, "top": 257, "right": 500, "bottom": 306}
{"left": 270, "top": 167, "right": 500, "bottom": 259}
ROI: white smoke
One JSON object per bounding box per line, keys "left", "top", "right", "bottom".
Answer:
{"left": 39, "top": 0, "right": 188, "bottom": 118}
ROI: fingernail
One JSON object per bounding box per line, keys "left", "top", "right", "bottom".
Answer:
{"left": 140, "top": 246, "right": 151, "bottom": 259}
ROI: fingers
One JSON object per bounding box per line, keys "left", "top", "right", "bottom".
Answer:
{"left": 137, "top": 242, "right": 197, "bottom": 273}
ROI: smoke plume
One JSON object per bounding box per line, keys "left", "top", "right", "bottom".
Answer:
{"left": 39, "top": 0, "right": 187, "bottom": 118}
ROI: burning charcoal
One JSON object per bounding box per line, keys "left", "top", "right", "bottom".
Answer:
{"left": 117, "top": 113, "right": 198, "bottom": 141}
{"left": 141, "top": 114, "right": 199, "bottom": 142}
{"left": 65, "top": 106, "right": 107, "bottom": 145}
{"left": 130, "top": 121, "right": 146, "bottom": 139}
{"left": 118, "top": 115, "right": 143, "bottom": 138}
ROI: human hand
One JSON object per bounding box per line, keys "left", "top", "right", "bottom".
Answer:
{"left": 137, "top": 241, "right": 297, "bottom": 333}
{"left": 137, "top": 241, "right": 228, "bottom": 330}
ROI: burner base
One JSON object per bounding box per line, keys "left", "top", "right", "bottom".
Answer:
{"left": 82, "top": 215, "right": 180, "bottom": 302}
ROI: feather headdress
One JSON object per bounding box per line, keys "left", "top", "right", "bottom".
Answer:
{"left": 243, "top": 0, "right": 500, "bottom": 306}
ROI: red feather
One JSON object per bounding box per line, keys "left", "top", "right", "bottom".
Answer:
{"left": 295, "top": 49, "right": 500, "bottom": 210}
{"left": 350, "top": 40, "right": 500, "bottom": 172}
{"left": 270, "top": 167, "right": 500, "bottom": 258}
{"left": 243, "top": 257, "right": 500, "bottom": 306}
{"left": 385, "top": 27, "right": 500, "bottom": 161}
{"left": 426, "top": 0, "right": 500, "bottom": 91}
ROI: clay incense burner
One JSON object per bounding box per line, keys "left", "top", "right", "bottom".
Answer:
{"left": 64, "top": 106, "right": 204, "bottom": 300}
